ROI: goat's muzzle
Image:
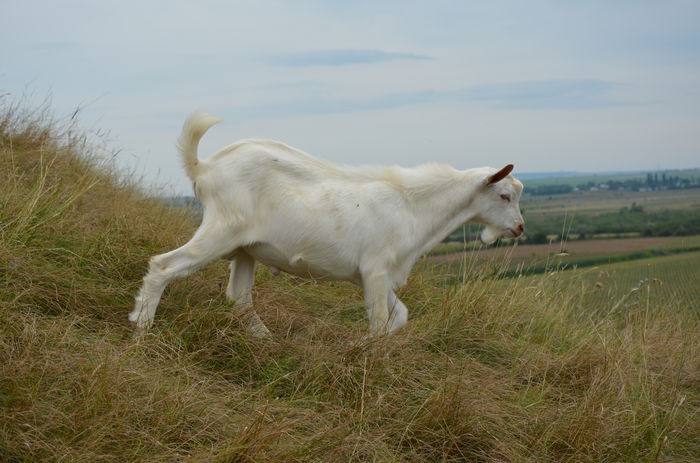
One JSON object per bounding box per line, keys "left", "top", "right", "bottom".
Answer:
{"left": 509, "top": 223, "right": 525, "bottom": 238}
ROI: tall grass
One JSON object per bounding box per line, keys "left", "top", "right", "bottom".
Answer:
{"left": 1, "top": 100, "right": 698, "bottom": 462}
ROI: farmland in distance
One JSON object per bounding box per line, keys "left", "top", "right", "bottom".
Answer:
{"left": 576, "top": 251, "right": 700, "bottom": 313}
{"left": 520, "top": 250, "right": 700, "bottom": 314}
{"left": 429, "top": 234, "right": 700, "bottom": 274}
{"left": 520, "top": 187, "right": 700, "bottom": 220}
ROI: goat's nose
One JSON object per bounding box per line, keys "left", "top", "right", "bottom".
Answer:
{"left": 517, "top": 223, "right": 524, "bottom": 233}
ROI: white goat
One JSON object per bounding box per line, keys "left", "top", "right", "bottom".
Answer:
{"left": 130, "top": 111, "right": 525, "bottom": 336}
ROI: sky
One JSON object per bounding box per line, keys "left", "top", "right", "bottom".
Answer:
{"left": 2, "top": 0, "right": 699, "bottom": 195}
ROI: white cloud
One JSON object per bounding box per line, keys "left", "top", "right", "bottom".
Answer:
{"left": 265, "top": 49, "right": 431, "bottom": 67}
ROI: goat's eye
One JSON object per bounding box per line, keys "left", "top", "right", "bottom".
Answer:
{"left": 500, "top": 194, "right": 511, "bottom": 202}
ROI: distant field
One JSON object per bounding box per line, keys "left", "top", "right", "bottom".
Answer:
{"left": 440, "top": 186, "right": 700, "bottom": 245}
{"left": 522, "top": 168, "right": 700, "bottom": 188}
{"left": 538, "top": 251, "right": 700, "bottom": 313}
{"left": 428, "top": 235, "right": 700, "bottom": 274}
{"left": 521, "top": 188, "right": 700, "bottom": 220}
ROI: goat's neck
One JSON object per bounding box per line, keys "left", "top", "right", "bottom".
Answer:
{"left": 404, "top": 168, "right": 484, "bottom": 258}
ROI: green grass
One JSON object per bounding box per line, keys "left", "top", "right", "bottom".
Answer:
{"left": 561, "top": 251, "right": 700, "bottom": 313}
{"left": 1, "top": 101, "right": 699, "bottom": 462}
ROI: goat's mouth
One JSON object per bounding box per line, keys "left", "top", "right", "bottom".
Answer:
{"left": 480, "top": 225, "right": 524, "bottom": 245}
{"left": 507, "top": 227, "right": 523, "bottom": 238}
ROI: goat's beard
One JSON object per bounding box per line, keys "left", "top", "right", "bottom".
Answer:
{"left": 480, "top": 226, "right": 500, "bottom": 245}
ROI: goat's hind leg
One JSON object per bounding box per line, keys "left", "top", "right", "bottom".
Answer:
{"left": 225, "top": 250, "right": 270, "bottom": 338}
{"left": 130, "top": 225, "right": 237, "bottom": 331}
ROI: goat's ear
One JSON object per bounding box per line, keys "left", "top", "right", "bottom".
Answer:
{"left": 486, "top": 164, "right": 514, "bottom": 185}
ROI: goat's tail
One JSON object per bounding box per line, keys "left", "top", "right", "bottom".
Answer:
{"left": 177, "top": 111, "right": 222, "bottom": 182}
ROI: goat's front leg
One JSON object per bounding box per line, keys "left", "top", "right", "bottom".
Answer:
{"left": 362, "top": 271, "right": 391, "bottom": 337}
{"left": 387, "top": 290, "right": 408, "bottom": 334}
{"left": 225, "top": 250, "right": 270, "bottom": 338}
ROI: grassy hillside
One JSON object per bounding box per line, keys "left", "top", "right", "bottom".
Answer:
{"left": 1, "top": 103, "right": 699, "bottom": 462}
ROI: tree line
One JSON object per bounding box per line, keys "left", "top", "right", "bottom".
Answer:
{"left": 527, "top": 172, "right": 700, "bottom": 196}
{"left": 521, "top": 206, "right": 700, "bottom": 244}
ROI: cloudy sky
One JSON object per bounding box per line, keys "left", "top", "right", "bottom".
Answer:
{"left": 2, "top": 0, "right": 699, "bottom": 195}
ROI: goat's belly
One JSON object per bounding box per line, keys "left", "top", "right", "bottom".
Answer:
{"left": 243, "top": 243, "right": 360, "bottom": 283}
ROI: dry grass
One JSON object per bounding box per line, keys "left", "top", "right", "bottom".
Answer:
{"left": 1, "top": 100, "right": 698, "bottom": 462}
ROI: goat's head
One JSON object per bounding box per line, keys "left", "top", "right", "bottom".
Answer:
{"left": 474, "top": 164, "right": 525, "bottom": 245}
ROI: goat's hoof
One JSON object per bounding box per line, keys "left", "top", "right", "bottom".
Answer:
{"left": 128, "top": 309, "right": 154, "bottom": 333}
{"left": 131, "top": 327, "right": 149, "bottom": 341}
{"left": 248, "top": 313, "right": 272, "bottom": 339}
{"left": 249, "top": 322, "right": 272, "bottom": 339}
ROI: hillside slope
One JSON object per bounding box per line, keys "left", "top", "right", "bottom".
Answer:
{"left": 1, "top": 103, "right": 698, "bottom": 462}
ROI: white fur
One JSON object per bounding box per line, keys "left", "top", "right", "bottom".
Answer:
{"left": 130, "top": 111, "right": 525, "bottom": 336}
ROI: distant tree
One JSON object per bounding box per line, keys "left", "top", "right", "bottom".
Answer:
{"left": 526, "top": 231, "right": 550, "bottom": 244}
{"left": 529, "top": 184, "right": 574, "bottom": 196}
